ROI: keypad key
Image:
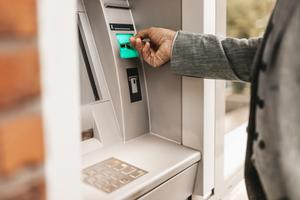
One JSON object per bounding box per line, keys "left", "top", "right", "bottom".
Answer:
{"left": 130, "top": 170, "right": 146, "bottom": 178}
{"left": 94, "top": 181, "right": 105, "bottom": 189}
{"left": 101, "top": 169, "right": 113, "bottom": 177}
{"left": 110, "top": 179, "right": 123, "bottom": 188}
{"left": 82, "top": 173, "right": 88, "bottom": 180}
{"left": 101, "top": 185, "right": 116, "bottom": 193}
{"left": 113, "top": 163, "right": 127, "bottom": 171}
{"left": 82, "top": 158, "right": 147, "bottom": 193}
{"left": 121, "top": 166, "right": 136, "bottom": 175}
{"left": 86, "top": 169, "right": 97, "bottom": 176}
{"left": 105, "top": 158, "right": 121, "bottom": 168}
{"left": 85, "top": 177, "right": 97, "bottom": 184}
{"left": 120, "top": 177, "right": 131, "bottom": 184}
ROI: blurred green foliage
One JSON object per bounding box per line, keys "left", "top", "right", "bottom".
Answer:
{"left": 226, "top": 0, "right": 276, "bottom": 94}
{"left": 227, "top": 0, "right": 275, "bottom": 38}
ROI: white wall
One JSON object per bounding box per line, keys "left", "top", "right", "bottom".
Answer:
{"left": 38, "top": 0, "right": 82, "bottom": 199}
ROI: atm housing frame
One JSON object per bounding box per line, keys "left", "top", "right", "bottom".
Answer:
{"left": 39, "top": 0, "right": 245, "bottom": 199}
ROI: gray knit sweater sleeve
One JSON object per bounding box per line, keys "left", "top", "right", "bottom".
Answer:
{"left": 171, "top": 31, "right": 262, "bottom": 82}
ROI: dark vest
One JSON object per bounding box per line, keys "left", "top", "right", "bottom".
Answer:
{"left": 245, "top": 1, "right": 298, "bottom": 199}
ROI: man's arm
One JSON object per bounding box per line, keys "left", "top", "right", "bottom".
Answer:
{"left": 171, "top": 32, "right": 262, "bottom": 82}
{"left": 130, "top": 28, "right": 261, "bottom": 82}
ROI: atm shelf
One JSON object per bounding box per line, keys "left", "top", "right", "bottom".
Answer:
{"left": 82, "top": 134, "right": 201, "bottom": 200}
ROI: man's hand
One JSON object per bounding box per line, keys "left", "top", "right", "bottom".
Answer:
{"left": 130, "top": 27, "right": 176, "bottom": 68}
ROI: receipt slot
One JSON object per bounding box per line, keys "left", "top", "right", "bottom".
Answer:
{"left": 116, "top": 33, "right": 139, "bottom": 59}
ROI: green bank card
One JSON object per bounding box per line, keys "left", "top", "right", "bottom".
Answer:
{"left": 116, "top": 33, "right": 139, "bottom": 59}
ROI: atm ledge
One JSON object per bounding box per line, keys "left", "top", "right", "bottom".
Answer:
{"left": 82, "top": 134, "right": 201, "bottom": 200}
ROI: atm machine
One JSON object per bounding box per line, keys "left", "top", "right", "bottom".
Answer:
{"left": 77, "top": 0, "right": 213, "bottom": 199}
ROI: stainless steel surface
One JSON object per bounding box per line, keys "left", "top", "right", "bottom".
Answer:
{"left": 83, "top": 157, "right": 147, "bottom": 193}
{"left": 77, "top": 1, "right": 210, "bottom": 199}
{"left": 89, "top": 101, "right": 122, "bottom": 146}
{"left": 138, "top": 164, "right": 198, "bottom": 200}
{"left": 77, "top": 0, "right": 85, "bottom": 12}
{"left": 82, "top": 134, "right": 200, "bottom": 200}
{"left": 129, "top": 0, "right": 182, "bottom": 30}
{"left": 83, "top": 0, "right": 149, "bottom": 141}
{"left": 78, "top": 12, "right": 111, "bottom": 102}
{"left": 181, "top": 0, "right": 216, "bottom": 197}
{"left": 79, "top": 50, "right": 96, "bottom": 105}
{"left": 130, "top": 0, "right": 183, "bottom": 143}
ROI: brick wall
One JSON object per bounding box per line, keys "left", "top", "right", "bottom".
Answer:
{"left": 0, "top": 0, "right": 45, "bottom": 199}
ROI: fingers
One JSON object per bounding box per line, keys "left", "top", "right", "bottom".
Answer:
{"left": 130, "top": 28, "right": 156, "bottom": 50}
{"left": 135, "top": 38, "right": 143, "bottom": 53}
{"left": 135, "top": 28, "right": 152, "bottom": 39}
{"left": 130, "top": 36, "right": 136, "bottom": 48}
{"left": 130, "top": 36, "right": 142, "bottom": 52}
{"left": 141, "top": 42, "right": 151, "bottom": 62}
{"left": 130, "top": 27, "right": 171, "bottom": 68}
{"left": 141, "top": 42, "right": 166, "bottom": 68}
{"left": 142, "top": 42, "right": 151, "bottom": 54}
{"left": 130, "top": 36, "right": 169, "bottom": 68}
{"left": 151, "top": 42, "right": 172, "bottom": 67}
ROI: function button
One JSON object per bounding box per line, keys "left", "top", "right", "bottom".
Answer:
{"left": 82, "top": 173, "right": 88, "bottom": 180}
{"left": 94, "top": 181, "right": 105, "bottom": 189}
{"left": 114, "top": 163, "right": 127, "bottom": 171}
{"left": 110, "top": 179, "right": 123, "bottom": 188}
{"left": 120, "top": 177, "right": 131, "bottom": 184}
{"left": 121, "top": 163, "right": 128, "bottom": 168}
{"left": 121, "top": 166, "right": 136, "bottom": 175}
{"left": 105, "top": 158, "right": 121, "bottom": 168}
{"left": 95, "top": 174, "right": 105, "bottom": 180}
{"left": 86, "top": 169, "right": 97, "bottom": 176}
{"left": 97, "top": 178, "right": 109, "bottom": 186}
{"left": 111, "top": 173, "right": 122, "bottom": 180}
{"left": 101, "top": 185, "right": 116, "bottom": 193}
{"left": 85, "top": 177, "right": 97, "bottom": 185}
{"left": 101, "top": 169, "right": 113, "bottom": 177}
{"left": 130, "top": 170, "right": 146, "bottom": 178}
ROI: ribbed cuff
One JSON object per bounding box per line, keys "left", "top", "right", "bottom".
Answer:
{"left": 170, "top": 31, "right": 179, "bottom": 59}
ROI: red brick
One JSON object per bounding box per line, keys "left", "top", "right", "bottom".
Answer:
{"left": 0, "top": 114, "right": 44, "bottom": 176}
{"left": 0, "top": 44, "right": 40, "bottom": 110}
{"left": 0, "top": 0, "right": 37, "bottom": 37}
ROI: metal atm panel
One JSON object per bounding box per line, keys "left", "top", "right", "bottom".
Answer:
{"left": 78, "top": 0, "right": 203, "bottom": 199}
{"left": 83, "top": 0, "right": 150, "bottom": 141}
{"left": 130, "top": 0, "right": 183, "bottom": 143}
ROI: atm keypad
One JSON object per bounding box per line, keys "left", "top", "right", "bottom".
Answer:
{"left": 82, "top": 157, "right": 147, "bottom": 193}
